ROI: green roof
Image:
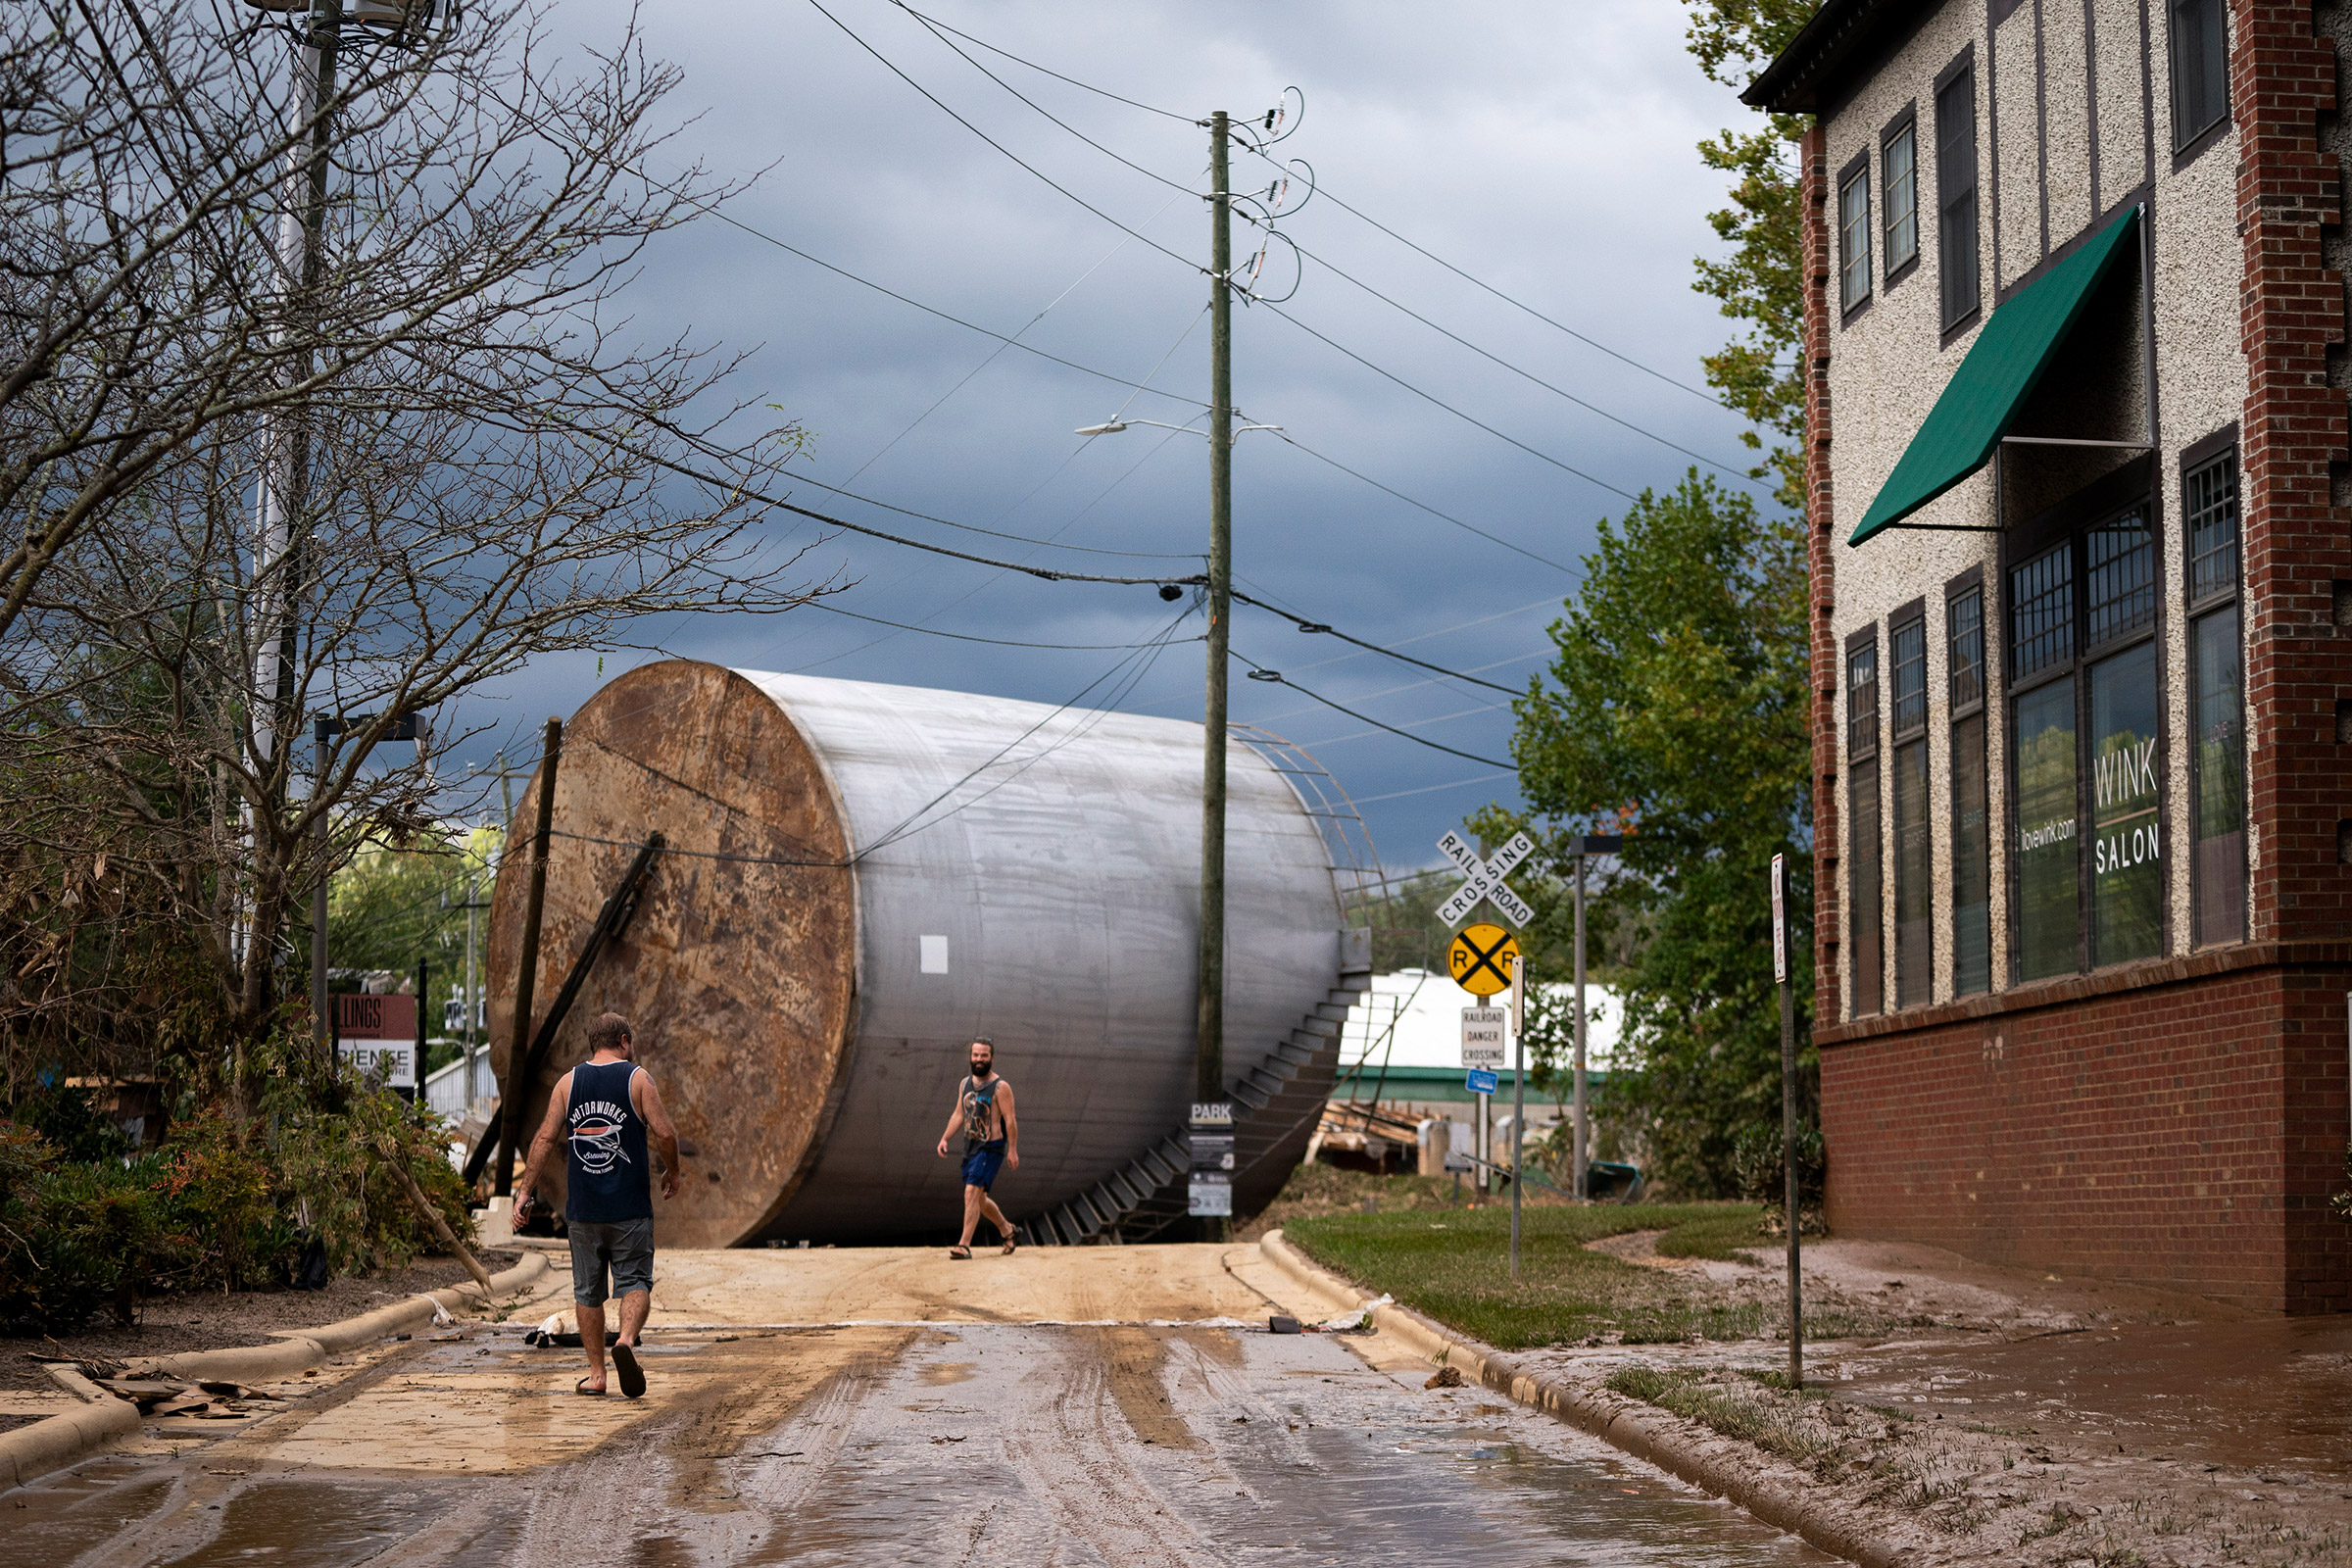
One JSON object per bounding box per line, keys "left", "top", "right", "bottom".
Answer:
{"left": 1849, "top": 207, "right": 2141, "bottom": 547}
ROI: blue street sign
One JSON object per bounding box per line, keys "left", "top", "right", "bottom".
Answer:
{"left": 1465, "top": 1068, "right": 1498, "bottom": 1095}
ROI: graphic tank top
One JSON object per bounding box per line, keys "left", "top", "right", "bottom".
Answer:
{"left": 961, "top": 1074, "right": 1005, "bottom": 1150}
{"left": 564, "top": 1058, "right": 651, "bottom": 1223}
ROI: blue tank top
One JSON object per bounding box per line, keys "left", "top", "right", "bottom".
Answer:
{"left": 564, "top": 1059, "right": 651, "bottom": 1223}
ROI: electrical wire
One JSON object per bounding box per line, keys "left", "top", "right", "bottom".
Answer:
{"left": 803, "top": 0, "right": 1201, "bottom": 277}
{"left": 891, "top": 2, "right": 1202, "bottom": 201}
{"left": 1255, "top": 301, "right": 1639, "bottom": 502}
{"left": 806, "top": 600, "right": 1205, "bottom": 650}
{"left": 1269, "top": 430, "right": 1577, "bottom": 574}
{"left": 1298, "top": 699, "right": 1512, "bottom": 750}
{"left": 868, "top": 6, "right": 1745, "bottom": 480}
{"left": 885, "top": 2, "right": 1197, "bottom": 122}
{"left": 845, "top": 190, "right": 1191, "bottom": 484}
{"left": 776, "top": 462, "right": 1200, "bottom": 560}
{"left": 1352, "top": 771, "right": 1515, "bottom": 805}
{"left": 1232, "top": 651, "right": 1510, "bottom": 767}
{"left": 1227, "top": 589, "right": 1516, "bottom": 693}
{"left": 1266, "top": 231, "right": 1760, "bottom": 482}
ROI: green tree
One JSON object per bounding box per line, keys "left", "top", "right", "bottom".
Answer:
{"left": 1486, "top": 474, "right": 1810, "bottom": 1195}
{"left": 1687, "top": 0, "right": 1817, "bottom": 500}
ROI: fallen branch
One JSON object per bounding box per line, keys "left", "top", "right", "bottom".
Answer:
{"left": 385, "top": 1153, "right": 499, "bottom": 1298}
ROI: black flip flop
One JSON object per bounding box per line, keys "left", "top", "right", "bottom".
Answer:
{"left": 575, "top": 1376, "right": 606, "bottom": 1396}
{"left": 612, "top": 1343, "right": 646, "bottom": 1400}
{"left": 948, "top": 1245, "right": 972, "bottom": 1260}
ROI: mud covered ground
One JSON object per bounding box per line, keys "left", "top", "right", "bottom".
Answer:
{"left": 1512, "top": 1232, "right": 2352, "bottom": 1567}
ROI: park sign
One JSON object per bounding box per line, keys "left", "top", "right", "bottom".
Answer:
{"left": 1436, "top": 829, "right": 1537, "bottom": 928}
{"left": 1188, "top": 1101, "right": 1234, "bottom": 1218}
{"left": 334, "top": 992, "right": 417, "bottom": 1089}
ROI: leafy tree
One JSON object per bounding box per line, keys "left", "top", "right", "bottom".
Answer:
{"left": 1484, "top": 474, "right": 1810, "bottom": 1195}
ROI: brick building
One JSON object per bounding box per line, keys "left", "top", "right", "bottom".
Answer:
{"left": 1748, "top": 0, "right": 2348, "bottom": 1311}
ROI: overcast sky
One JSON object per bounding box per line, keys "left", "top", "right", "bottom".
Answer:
{"left": 453, "top": 0, "right": 1774, "bottom": 868}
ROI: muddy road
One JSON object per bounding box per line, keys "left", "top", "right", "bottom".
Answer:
{"left": 6, "top": 1247, "right": 1833, "bottom": 1566}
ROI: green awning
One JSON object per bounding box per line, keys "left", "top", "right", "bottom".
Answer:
{"left": 1848, "top": 206, "right": 2141, "bottom": 546}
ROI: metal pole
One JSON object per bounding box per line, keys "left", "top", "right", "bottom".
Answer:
{"left": 464, "top": 875, "right": 478, "bottom": 1106}
{"left": 312, "top": 726, "right": 331, "bottom": 1066}
{"left": 1509, "top": 952, "right": 1525, "bottom": 1277}
{"left": 1574, "top": 852, "right": 1589, "bottom": 1200}
{"left": 495, "top": 717, "right": 562, "bottom": 1197}
{"left": 1778, "top": 853, "right": 1802, "bottom": 1389}
{"left": 1195, "top": 110, "right": 1233, "bottom": 1107}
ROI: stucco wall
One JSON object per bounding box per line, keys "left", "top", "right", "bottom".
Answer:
{"left": 1820, "top": 0, "right": 2246, "bottom": 1023}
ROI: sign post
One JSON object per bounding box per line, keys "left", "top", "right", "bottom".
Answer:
{"left": 1774, "top": 851, "right": 1801, "bottom": 1389}
{"left": 1449, "top": 923, "right": 1518, "bottom": 1196}
{"left": 1508, "top": 951, "right": 1526, "bottom": 1277}
{"left": 1188, "top": 1101, "right": 1235, "bottom": 1226}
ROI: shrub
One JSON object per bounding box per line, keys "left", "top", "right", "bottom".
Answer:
{"left": 0, "top": 1069, "right": 473, "bottom": 1334}
{"left": 1732, "top": 1122, "right": 1827, "bottom": 1236}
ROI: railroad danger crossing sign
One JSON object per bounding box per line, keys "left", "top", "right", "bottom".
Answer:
{"left": 1447, "top": 922, "right": 1519, "bottom": 997}
{"left": 1460, "top": 1005, "right": 1507, "bottom": 1069}
{"left": 1436, "top": 829, "right": 1537, "bottom": 928}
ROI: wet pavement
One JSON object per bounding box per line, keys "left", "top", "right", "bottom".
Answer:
{"left": 7, "top": 1320, "right": 1835, "bottom": 1566}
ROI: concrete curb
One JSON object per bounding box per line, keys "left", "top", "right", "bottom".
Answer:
{"left": 1258, "top": 1231, "right": 1916, "bottom": 1568}
{"left": 0, "top": 1250, "right": 548, "bottom": 1494}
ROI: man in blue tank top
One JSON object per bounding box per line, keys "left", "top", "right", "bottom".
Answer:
{"left": 934, "top": 1037, "right": 1019, "bottom": 1258}
{"left": 514, "top": 1012, "right": 680, "bottom": 1397}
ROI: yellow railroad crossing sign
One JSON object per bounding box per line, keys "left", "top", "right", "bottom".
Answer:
{"left": 1448, "top": 922, "right": 1519, "bottom": 997}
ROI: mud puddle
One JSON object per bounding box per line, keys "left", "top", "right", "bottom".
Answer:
{"left": 1834, "top": 1312, "right": 2352, "bottom": 1475}
{"left": 726, "top": 1324, "right": 1836, "bottom": 1566}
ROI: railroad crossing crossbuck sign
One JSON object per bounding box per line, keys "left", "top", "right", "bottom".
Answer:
{"left": 1448, "top": 922, "right": 1520, "bottom": 997}
{"left": 1436, "top": 829, "right": 1537, "bottom": 928}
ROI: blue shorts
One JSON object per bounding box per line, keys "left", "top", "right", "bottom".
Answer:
{"left": 961, "top": 1139, "right": 1007, "bottom": 1191}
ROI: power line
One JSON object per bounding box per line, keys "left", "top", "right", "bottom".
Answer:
{"left": 1353, "top": 770, "right": 1515, "bottom": 805}
{"left": 887, "top": 2, "right": 1197, "bottom": 122}
{"left": 845, "top": 191, "right": 1190, "bottom": 485}
{"left": 886, "top": 2, "right": 1747, "bottom": 489}
{"left": 807, "top": 600, "right": 1206, "bottom": 650}
{"left": 803, "top": 0, "right": 1200, "bottom": 276}
{"left": 1231, "top": 144, "right": 1733, "bottom": 410}
{"left": 1256, "top": 301, "right": 1641, "bottom": 502}
{"left": 892, "top": 3, "right": 1202, "bottom": 201}
{"left": 1269, "top": 430, "right": 1578, "bottom": 573}
{"left": 1268, "top": 229, "right": 1760, "bottom": 482}
{"left": 1231, "top": 651, "right": 1511, "bottom": 767}
{"left": 1298, "top": 699, "right": 1512, "bottom": 750}
{"left": 778, "top": 463, "right": 1201, "bottom": 561}
{"left": 1227, "top": 589, "right": 1517, "bottom": 693}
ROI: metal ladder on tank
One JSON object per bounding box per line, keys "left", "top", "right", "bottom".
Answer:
{"left": 1016, "top": 729, "right": 1388, "bottom": 1246}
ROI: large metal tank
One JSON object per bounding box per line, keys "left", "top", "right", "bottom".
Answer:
{"left": 484, "top": 659, "right": 1345, "bottom": 1247}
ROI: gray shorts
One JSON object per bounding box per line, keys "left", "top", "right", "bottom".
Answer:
{"left": 567, "top": 1216, "right": 655, "bottom": 1306}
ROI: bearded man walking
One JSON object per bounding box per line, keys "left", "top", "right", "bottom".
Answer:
{"left": 515, "top": 1012, "right": 680, "bottom": 1397}
{"left": 935, "top": 1037, "right": 1018, "bottom": 1258}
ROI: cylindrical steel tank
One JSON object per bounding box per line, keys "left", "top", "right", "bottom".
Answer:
{"left": 485, "top": 659, "right": 1344, "bottom": 1247}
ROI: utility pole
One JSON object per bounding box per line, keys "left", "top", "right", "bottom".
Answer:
{"left": 495, "top": 718, "right": 563, "bottom": 1198}
{"left": 1196, "top": 110, "right": 1234, "bottom": 1107}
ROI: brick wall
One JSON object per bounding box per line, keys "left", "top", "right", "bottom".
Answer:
{"left": 1822, "top": 956, "right": 2347, "bottom": 1312}
{"left": 2235, "top": 0, "right": 2351, "bottom": 949}
{"left": 1803, "top": 122, "right": 1842, "bottom": 1033}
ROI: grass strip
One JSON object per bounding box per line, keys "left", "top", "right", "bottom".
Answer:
{"left": 1604, "top": 1365, "right": 1831, "bottom": 1467}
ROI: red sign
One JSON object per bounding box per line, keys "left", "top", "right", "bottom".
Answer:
{"left": 334, "top": 993, "right": 418, "bottom": 1041}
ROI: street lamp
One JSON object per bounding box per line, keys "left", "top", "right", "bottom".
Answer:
{"left": 1073, "top": 419, "right": 1284, "bottom": 440}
